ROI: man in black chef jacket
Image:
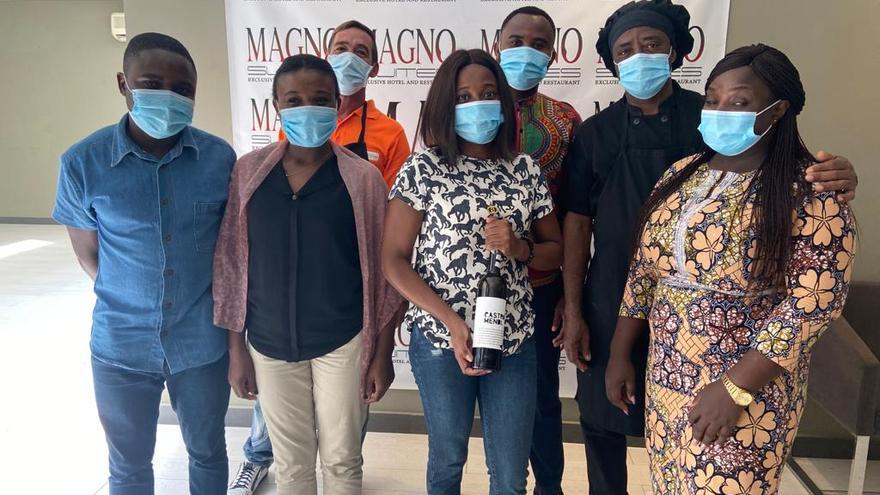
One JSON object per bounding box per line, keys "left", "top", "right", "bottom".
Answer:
{"left": 561, "top": 1, "right": 859, "bottom": 493}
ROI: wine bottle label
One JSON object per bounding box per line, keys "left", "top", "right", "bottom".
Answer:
{"left": 473, "top": 296, "right": 505, "bottom": 350}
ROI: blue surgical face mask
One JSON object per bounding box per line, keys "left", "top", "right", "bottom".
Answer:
{"left": 499, "top": 46, "right": 551, "bottom": 91}
{"left": 328, "top": 52, "right": 373, "bottom": 96}
{"left": 126, "top": 78, "right": 194, "bottom": 139}
{"left": 455, "top": 101, "right": 504, "bottom": 145}
{"left": 698, "top": 100, "right": 781, "bottom": 156}
{"left": 280, "top": 106, "right": 338, "bottom": 148}
{"left": 616, "top": 52, "right": 672, "bottom": 100}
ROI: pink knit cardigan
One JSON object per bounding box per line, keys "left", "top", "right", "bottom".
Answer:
{"left": 213, "top": 140, "right": 404, "bottom": 394}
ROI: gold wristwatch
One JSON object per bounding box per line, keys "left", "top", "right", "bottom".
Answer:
{"left": 722, "top": 374, "right": 754, "bottom": 407}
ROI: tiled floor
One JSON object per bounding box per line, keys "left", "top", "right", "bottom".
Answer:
{"left": 83, "top": 425, "right": 824, "bottom": 495}
{"left": 0, "top": 224, "right": 877, "bottom": 494}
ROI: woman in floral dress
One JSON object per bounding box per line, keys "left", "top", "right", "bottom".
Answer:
{"left": 605, "top": 44, "right": 857, "bottom": 494}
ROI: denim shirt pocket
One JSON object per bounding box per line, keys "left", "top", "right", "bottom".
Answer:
{"left": 193, "top": 201, "right": 224, "bottom": 253}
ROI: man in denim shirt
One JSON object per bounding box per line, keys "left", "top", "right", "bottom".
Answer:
{"left": 53, "top": 33, "right": 235, "bottom": 494}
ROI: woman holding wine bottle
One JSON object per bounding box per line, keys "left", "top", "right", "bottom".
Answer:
{"left": 382, "top": 48, "right": 563, "bottom": 494}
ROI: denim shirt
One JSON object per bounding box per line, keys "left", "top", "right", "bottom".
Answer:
{"left": 53, "top": 115, "right": 236, "bottom": 374}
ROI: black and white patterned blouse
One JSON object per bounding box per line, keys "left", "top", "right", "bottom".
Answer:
{"left": 390, "top": 147, "right": 554, "bottom": 356}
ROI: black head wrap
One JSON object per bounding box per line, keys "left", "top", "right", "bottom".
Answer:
{"left": 597, "top": 0, "right": 694, "bottom": 76}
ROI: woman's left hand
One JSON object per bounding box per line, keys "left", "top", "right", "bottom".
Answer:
{"left": 363, "top": 355, "right": 395, "bottom": 404}
{"left": 688, "top": 380, "right": 745, "bottom": 446}
{"left": 485, "top": 216, "right": 527, "bottom": 260}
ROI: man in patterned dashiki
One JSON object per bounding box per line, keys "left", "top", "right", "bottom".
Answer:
{"left": 561, "top": 1, "right": 859, "bottom": 494}
{"left": 497, "top": 7, "right": 581, "bottom": 495}
{"left": 607, "top": 43, "right": 856, "bottom": 495}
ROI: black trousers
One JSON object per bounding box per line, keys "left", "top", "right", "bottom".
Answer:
{"left": 580, "top": 418, "right": 629, "bottom": 495}
{"left": 529, "top": 278, "right": 565, "bottom": 494}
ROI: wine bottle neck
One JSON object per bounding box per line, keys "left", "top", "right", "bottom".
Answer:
{"left": 488, "top": 251, "right": 499, "bottom": 274}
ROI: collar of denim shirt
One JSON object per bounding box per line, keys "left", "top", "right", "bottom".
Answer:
{"left": 109, "top": 114, "right": 200, "bottom": 167}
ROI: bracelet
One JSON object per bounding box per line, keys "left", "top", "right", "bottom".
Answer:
{"left": 523, "top": 236, "right": 535, "bottom": 265}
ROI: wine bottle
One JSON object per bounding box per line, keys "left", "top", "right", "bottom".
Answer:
{"left": 473, "top": 250, "right": 506, "bottom": 371}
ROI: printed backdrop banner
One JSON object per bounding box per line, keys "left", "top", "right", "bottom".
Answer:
{"left": 224, "top": 0, "right": 730, "bottom": 397}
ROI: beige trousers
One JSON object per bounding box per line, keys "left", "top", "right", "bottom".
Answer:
{"left": 250, "top": 333, "right": 367, "bottom": 495}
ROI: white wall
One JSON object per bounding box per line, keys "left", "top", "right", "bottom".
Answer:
{"left": 0, "top": 0, "right": 125, "bottom": 220}
{"left": 122, "top": 0, "right": 233, "bottom": 141}
{"left": 727, "top": 0, "right": 880, "bottom": 282}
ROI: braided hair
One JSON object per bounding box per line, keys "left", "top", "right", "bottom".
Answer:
{"left": 634, "top": 44, "right": 813, "bottom": 289}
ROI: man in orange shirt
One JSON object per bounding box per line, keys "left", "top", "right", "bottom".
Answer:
{"left": 232, "top": 20, "right": 411, "bottom": 495}
{"left": 277, "top": 20, "right": 411, "bottom": 188}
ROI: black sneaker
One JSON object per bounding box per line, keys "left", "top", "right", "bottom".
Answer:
{"left": 228, "top": 461, "right": 269, "bottom": 495}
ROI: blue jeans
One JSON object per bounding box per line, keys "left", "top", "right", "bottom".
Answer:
{"left": 92, "top": 354, "right": 230, "bottom": 495}
{"left": 243, "top": 400, "right": 274, "bottom": 467}
{"left": 410, "top": 328, "right": 537, "bottom": 495}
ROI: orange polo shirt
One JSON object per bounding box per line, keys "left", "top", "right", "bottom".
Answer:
{"left": 279, "top": 100, "right": 411, "bottom": 187}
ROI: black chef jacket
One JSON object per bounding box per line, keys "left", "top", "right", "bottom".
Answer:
{"left": 565, "top": 82, "right": 705, "bottom": 436}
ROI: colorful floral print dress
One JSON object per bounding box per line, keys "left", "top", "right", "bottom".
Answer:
{"left": 620, "top": 157, "right": 857, "bottom": 494}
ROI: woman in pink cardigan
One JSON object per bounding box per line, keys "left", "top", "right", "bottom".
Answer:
{"left": 212, "top": 54, "right": 403, "bottom": 495}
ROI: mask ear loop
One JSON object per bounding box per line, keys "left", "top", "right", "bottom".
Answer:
{"left": 756, "top": 99, "right": 782, "bottom": 117}
{"left": 754, "top": 99, "right": 783, "bottom": 138}
{"left": 122, "top": 74, "right": 135, "bottom": 96}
